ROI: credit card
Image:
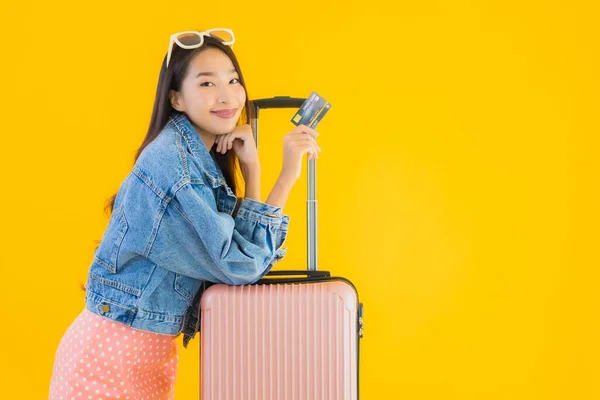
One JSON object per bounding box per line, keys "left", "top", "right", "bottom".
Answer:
{"left": 290, "top": 91, "right": 332, "bottom": 129}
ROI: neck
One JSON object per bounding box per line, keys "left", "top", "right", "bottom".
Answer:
{"left": 191, "top": 122, "right": 217, "bottom": 150}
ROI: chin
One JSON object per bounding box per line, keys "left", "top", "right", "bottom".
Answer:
{"left": 189, "top": 113, "right": 237, "bottom": 135}
{"left": 211, "top": 122, "right": 238, "bottom": 135}
{"left": 210, "top": 116, "right": 240, "bottom": 133}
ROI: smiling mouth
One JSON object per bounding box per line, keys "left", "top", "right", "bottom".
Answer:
{"left": 211, "top": 108, "right": 238, "bottom": 118}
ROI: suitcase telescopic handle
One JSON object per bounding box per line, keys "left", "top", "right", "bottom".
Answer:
{"left": 252, "top": 96, "right": 305, "bottom": 110}
{"left": 250, "top": 96, "right": 318, "bottom": 271}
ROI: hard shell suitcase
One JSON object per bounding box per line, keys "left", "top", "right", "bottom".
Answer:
{"left": 199, "top": 97, "right": 363, "bottom": 400}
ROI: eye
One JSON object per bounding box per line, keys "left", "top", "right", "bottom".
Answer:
{"left": 230, "top": 78, "right": 240, "bottom": 84}
{"left": 200, "top": 82, "right": 214, "bottom": 87}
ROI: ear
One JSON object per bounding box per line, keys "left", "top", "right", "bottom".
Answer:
{"left": 169, "top": 89, "right": 184, "bottom": 112}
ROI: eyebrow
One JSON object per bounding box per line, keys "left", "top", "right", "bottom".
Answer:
{"left": 195, "top": 69, "right": 238, "bottom": 78}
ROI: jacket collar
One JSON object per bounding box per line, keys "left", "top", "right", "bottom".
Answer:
{"left": 167, "top": 110, "right": 227, "bottom": 188}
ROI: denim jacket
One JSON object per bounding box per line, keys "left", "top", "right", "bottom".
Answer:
{"left": 85, "top": 111, "right": 289, "bottom": 347}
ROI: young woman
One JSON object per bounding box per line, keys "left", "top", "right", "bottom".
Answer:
{"left": 49, "top": 28, "right": 321, "bottom": 400}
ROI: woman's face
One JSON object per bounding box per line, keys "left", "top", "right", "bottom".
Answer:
{"left": 170, "top": 47, "right": 246, "bottom": 144}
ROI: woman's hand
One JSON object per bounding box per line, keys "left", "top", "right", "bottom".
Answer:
{"left": 279, "top": 124, "right": 321, "bottom": 183}
{"left": 214, "top": 124, "right": 258, "bottom": 167}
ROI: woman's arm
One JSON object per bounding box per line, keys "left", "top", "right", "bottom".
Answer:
{"left": 241, "top": 161, "right": 295, "bottom": 209}
{"left": 229, "top": 124, "right": 321, "bottom": 209}
{"left": 149, "top": 182, "right": 289, "bottom": 285}
{"left": 241, "top": 161, "right": 261, "bottom": 201}
{"left": 265, "top": 175, "right": 295, "bottom": 209}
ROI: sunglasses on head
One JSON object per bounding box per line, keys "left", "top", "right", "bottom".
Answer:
{"left": 166, "top": 29, "right": 235, "bottom": 68}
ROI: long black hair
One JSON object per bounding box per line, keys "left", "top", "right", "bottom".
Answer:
{"left": 104, "top": 34, "right": 253, "bottom": 216}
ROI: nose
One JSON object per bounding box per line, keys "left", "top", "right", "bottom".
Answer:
{"left": 217, "top": 84, "right": 235, "bottom": 105}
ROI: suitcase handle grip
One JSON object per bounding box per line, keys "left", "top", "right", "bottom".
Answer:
{"left": 265, "top": 270, "right": 330, "bottom": 278}
{"left": 252, "top": 96, "right": 305, "bottom": 109}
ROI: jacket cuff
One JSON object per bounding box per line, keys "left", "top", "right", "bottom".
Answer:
{"left": 236, "top": 198, "right": 289, "bottom": 230}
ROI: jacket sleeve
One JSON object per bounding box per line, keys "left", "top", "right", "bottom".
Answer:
{"left": 148, "top": 182, "right": 289, "bottom": 284}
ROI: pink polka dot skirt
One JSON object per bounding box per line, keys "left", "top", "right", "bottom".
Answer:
{"left": 49, "top": 308, "right": 179, "bottom": 400}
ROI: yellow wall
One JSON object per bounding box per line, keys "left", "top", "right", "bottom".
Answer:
{"left": 1, "top": 0, "right": 598, "bottom": 398}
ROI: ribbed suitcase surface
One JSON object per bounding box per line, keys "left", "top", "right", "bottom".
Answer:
{"left": 200, "top": 281, "right": 359, "bottom": 400}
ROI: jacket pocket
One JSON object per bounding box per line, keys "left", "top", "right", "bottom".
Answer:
{"left": 94, "top": 205, "right": 128, "bottom": 274}
{"left": 174, "top": 273, "right": 202, "bottom": 306}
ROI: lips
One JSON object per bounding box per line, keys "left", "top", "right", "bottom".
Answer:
{"left": 211, "top": 108, "right": 238, "bottom": 118}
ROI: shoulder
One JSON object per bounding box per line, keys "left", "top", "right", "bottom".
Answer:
{"left": 132, "top": 126, "right": 192, "bottom": 200}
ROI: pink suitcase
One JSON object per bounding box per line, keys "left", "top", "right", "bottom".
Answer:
{"left": 199, "top": 97, "right": 363, "bottom": 399}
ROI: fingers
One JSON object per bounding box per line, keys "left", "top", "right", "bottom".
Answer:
{"left": 216, "top": 135, "right": 227, "bottom": 154}
{"left": 290, "top": 135, "right": 321, "bottom": 154}
{"left": 215, "top": 125, "right": 254, "bottom": 154}
{"left": 304, "top": 144, "right": 319, "bottom": 160}
{"left": 309, "top": 140, "right": 320, "bottom": 159}
{"left": 214, "top": 133, "right": 235, "bottom": 154}
{"left": 284, "top": 125, "right": 321, "bottom": 161}
{"left": 226, "top": 134, "right": 234, "bottom": 152}
{"left": 293, "top": 124, "right": 319, "bottom": 139}
{"left": 295, "top": 139, "right": 321, "bottom": 160}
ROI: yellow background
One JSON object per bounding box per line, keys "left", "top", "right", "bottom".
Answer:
{"left": 0, "top": 0, "right": 598, "bottom": 398}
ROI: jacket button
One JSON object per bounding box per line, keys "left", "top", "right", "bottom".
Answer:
{"left": 101, "top": 304, "right": 110, "bottom": 313}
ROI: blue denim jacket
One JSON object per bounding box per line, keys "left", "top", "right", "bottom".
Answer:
{"left": 85, "top": 111, "right": 289, "bottom": 347}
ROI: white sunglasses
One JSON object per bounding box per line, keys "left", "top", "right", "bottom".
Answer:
{"left": 166, "top": 29, "right": 235, "bottom": 68}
